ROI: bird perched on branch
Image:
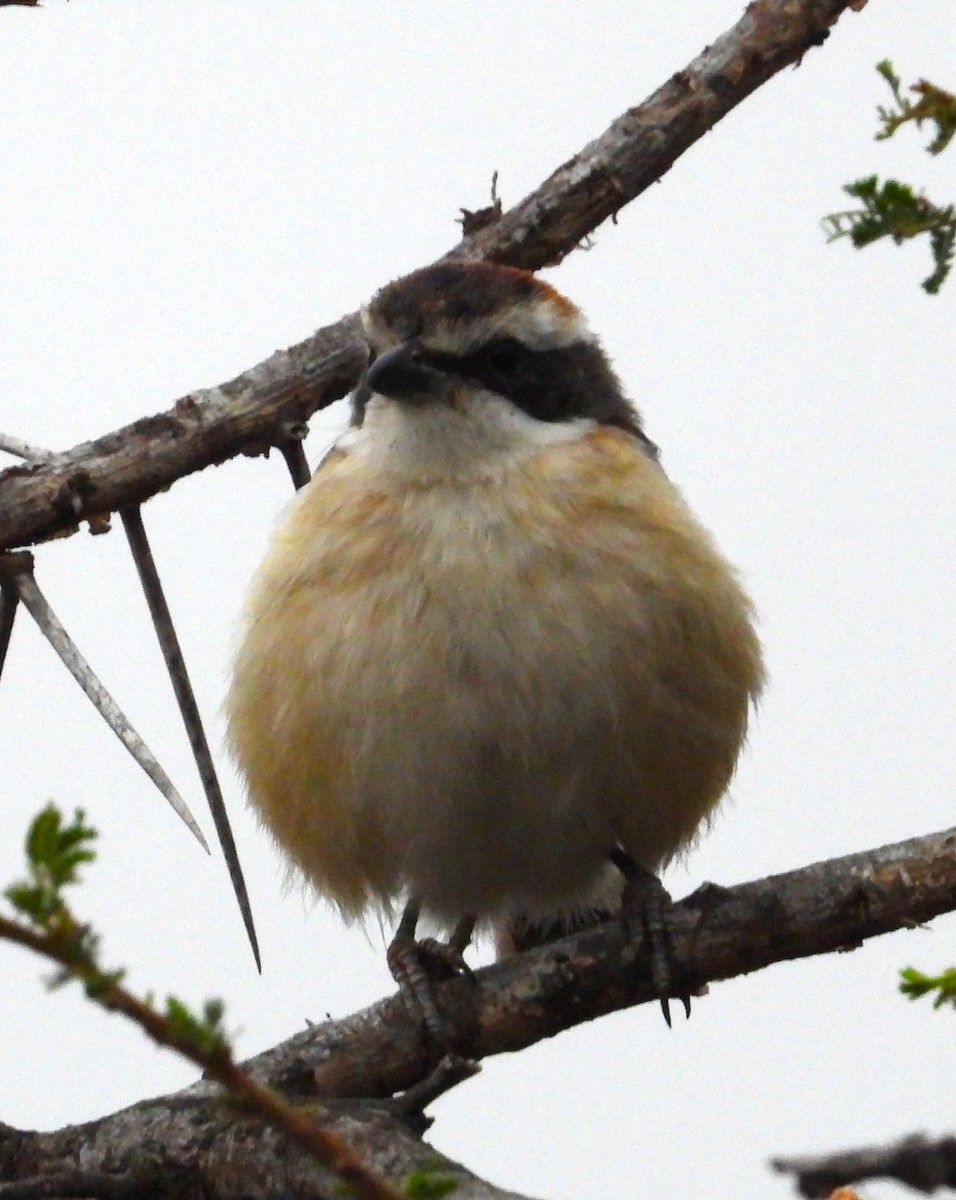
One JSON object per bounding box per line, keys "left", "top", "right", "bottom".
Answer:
{"left": 226, "top": 260, "right": 763, "bottom": 1039}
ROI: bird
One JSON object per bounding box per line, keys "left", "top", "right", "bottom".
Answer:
{"left": 226, "top": 259, "right": 763, "bottom": 1040}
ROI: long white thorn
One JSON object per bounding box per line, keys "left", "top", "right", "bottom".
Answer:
{"left": 0, "top": 433, "right": 55, "bottom": 462}
{"left": 6, "top": 557, "right": 209, "bottom": 851}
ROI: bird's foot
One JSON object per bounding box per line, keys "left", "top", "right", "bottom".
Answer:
{"left": 387, "top": 906, "right": 475, "bottom": 1051}
{"left": 610, "top": 851, "right": 691, "bottom": 1026}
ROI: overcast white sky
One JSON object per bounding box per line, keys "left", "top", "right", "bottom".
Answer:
{"left": 1, "top": 3, "right": 955, "bottom": 1198}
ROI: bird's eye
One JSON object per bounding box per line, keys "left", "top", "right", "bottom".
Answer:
{"left": 485, "top": 338, "right": 524, "bottom": 376}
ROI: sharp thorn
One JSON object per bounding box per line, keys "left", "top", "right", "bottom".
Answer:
{"left": 121, "top": 507, "right": 260, "bottom": 971}
{"left": 10, "top": 562, "right": 209, "bottom": 851}
{"left": 279, "top": 437, "right": 312, "bottom": 491}
{"left": 0, "top": 580, "right": 19, "bottom": 684}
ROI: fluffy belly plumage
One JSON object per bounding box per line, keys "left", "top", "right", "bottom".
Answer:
{"left": 226, "top": 427, "right": 762, "bottom": 931}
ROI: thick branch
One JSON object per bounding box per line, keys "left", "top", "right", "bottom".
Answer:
{"left": 2, "top": 827, "right": 953, "bottom": 1200}
{"left": 0, "top": 0, "right": 866, "bottom": 552}
{"left": 244, "top": 825, "right": 956, "bottom": 1099}
{"left": 0, "top": 1101, "right": 538, "bottom": 1200}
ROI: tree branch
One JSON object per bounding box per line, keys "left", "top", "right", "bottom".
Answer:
{"left": 774, "top": 1133, "right": 956, "bottom": 1197}
{"left": 0, "top": 0, "right": 866, "bottom": 553}
{"left": 0, "top": 1099, "right": 539, "bottom": 1200}
{"left": 0, "top": 315, "right": 368, "bottom": 551}
{"left": 464, "top": 0, "right": 866, "bottom": 269}
{"left": 2, "top": 826, "right": 954, "bottom": 1200}
{"left": 241, "top": 825, "right": 956, "bottom": 1100}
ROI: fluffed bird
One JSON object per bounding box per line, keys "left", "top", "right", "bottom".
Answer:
{"left": 226, "top": 260, "right": 763, "bottom": 1037}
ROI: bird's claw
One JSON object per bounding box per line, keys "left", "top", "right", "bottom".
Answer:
{"left": 415, "top": 936, "right": 474, "bottom": 981}
{"left": 387, "top": 911, "right": 476, "bottom": 1050}
{"left": 614, "top": 855, "right": 691, "bottom": 1024}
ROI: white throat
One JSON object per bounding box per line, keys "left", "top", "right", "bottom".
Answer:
{"left": 343, "top": 390, "right": 593, "bottom": 483}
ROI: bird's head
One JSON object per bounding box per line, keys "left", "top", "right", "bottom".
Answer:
{"left": 354, "top": 261, "right": 654, "bottom": 456}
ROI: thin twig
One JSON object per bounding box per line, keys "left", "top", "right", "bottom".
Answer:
{"left": 0, "top": 910, "right": 406, "bottom": 1200}
{"left": 120, "top": 507, "right": 259, "bottom": 969}
{"left": 0, "top": 553, "right": 208, "bottom": 850}
{"left": 392, "top": 1054, "right": 482, "bottom": 1121}
{"left": 773, "top": 1134, "right": 956, "bottom": 1197}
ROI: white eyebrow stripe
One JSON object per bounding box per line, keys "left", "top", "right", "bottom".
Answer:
{"left": 425, "top": 302, "right": 594, "bottom": 355}
{"left": 361, "top": 297, "right": 595, "bottom": 357}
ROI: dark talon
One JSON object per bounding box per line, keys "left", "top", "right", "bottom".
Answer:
{"left": 416, "top": 935, "right": 474, "bottom": 981}
{"left": 609, "top": 848, "right": 686, "bottom": 1022}
{"left": 388, "top": 936, "right": 446, "bottom": 1046}
{"left": 387, "top": 901, "right": 476, "bottom": 1049}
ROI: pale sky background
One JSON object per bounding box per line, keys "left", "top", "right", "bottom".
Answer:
{"left": 1, "top": 3, "right": 954, "bottom": 1198}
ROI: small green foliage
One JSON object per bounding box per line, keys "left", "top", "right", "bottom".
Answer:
{"left": 5, "top": 803, "right": 97, "bottom": 926}
{"left": 4, "top": 804, "right": 230, "bottom": 1063}
{"left": 822, "top": 176, "right": 956, "bottom": 294}
{"left": 927, "top": 219, "right": 956, "bottom": 295}
{"left": 4, "top": 804, "right": 108, "bottom": 987}
{"left": 403, "top": 1169, "right": 459, "bottom": 1200}
{"left": 900, "top": 966, "right": 956, "bottom": 1009}
{"left": 876, "top": 60, "right": 956, "bottom": 155}
{"left": 823, "top": 62, "right": 956, "bottom": 293}
{"left": 2, "top": 807, "right": 402, "bottom": 1198}
{"left": 164, "top": 995, "right": 229, "bottom": 1056}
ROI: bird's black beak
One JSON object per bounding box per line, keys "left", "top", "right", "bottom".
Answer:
{"left": 365, "top": 341, "right": 440, "bottom": 402}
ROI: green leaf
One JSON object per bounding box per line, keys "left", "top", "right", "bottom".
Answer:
{"left": 823, "top": 176, "right": 955, "bottom": 293}
{"left": 824, "top": 63, "right": 956, "bottom": 292}
{"left": 164, "top": 994, "right": 229, "bottom": 1055}
{"left": 5, "top": 805, "right": 99, "bottom": 933}
{"left": 900, "top": 966, "right": 956, "bottom": 1008}
{"left": 25, "top": 805, "right": 65, "bottom": 869}
{"left": 874, "top": 61, "right": 956, "bottom": 153}
{"left": 926, "top": 218, "right": 956, "bottom": 293}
